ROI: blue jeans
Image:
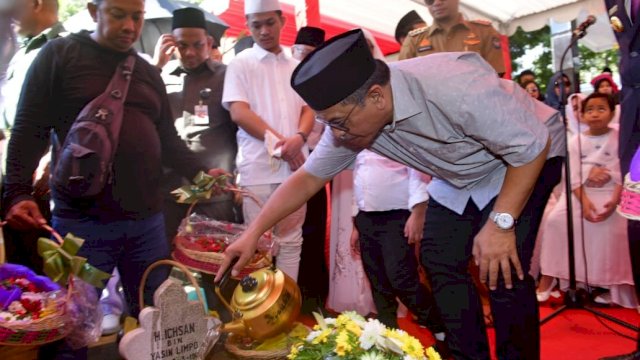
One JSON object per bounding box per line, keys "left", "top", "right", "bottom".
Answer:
{"left": 52, "top": 213, "right": 170, "bottom": 317}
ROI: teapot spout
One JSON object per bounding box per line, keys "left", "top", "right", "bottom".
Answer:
{"left": 221, "top": 320, "right": 248, "bottom": 337}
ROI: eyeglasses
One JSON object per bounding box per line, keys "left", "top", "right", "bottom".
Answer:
{"left": 554, "top": 81, "right": 571, "bottom": 87}
{"left": 315, "top": 103, "right": 359, "bottom": 133}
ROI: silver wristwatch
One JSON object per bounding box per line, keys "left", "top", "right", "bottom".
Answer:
{"left": 489, "top": 211, "right": 516, "bottom": 230}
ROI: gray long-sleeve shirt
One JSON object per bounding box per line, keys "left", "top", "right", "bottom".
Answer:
{"left": 305, "top": 52, "right": 564, "bottom": 214}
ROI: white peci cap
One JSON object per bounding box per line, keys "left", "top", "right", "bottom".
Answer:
{"left": 244, "top": 0, "right": 281, "bottom": 15}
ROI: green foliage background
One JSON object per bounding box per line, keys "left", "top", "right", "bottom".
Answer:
{"left": 58, "top": 0, "right": 205, "bottom": 22}
{"left": 508, "top": 25, "right": 619, "bottom": 94}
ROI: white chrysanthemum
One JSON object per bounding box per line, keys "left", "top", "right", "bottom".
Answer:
{"left": 360, "top": 351, "right": 386, "bottom": 360}
{"left": 0, "top": 311, "right": 17, "bottom": 322}
{"left": 383, "top": 336, "right": 404, "bottom": 355}
{"left": 8, "top": 301, "right": 26, "bottom": 314}
{"left": 306, "top": 329, "right": 322, "bottom": 342}
{"left": 403, "top": 355, "right": 424, "bottom": 360}
{"left": 343, "top": 311, "right": 367, "bottom": 327}
{"left": 359, "top": 319, "right": 387, "bottom": 350}
{"left": 324, "top": 318, "right": 337, "bottom": 326}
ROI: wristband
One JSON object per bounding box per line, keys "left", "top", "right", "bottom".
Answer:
{"left": 297, "top": 131, "right": 308, "bottom": 143}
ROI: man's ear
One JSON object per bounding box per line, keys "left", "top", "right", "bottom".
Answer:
{"left": 88, "top": 2, "right": 98, "bottom": 23}
{"left": 368, "top": 85, "right": 386, "bottom": 110}
{"left": 279, "top": 13, "right": 286, "bottom": 26}
{"left": 206, "top": 35, "right": 214, "bottom": 49}
{"left": 33, "top": 0, "right": 43, "bottom": 13}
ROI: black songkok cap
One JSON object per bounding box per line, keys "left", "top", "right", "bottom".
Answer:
{"left": 394, "top": 10, "right": 424, "bottom": 44}
{"left": 291, "top": 29, "right": 375, "bottom": 111}
{"left": 294, "top": 26, "right": 326, "bottom": 47}
{"left": 172, "top": 8, "right": 207, "bottom": 30}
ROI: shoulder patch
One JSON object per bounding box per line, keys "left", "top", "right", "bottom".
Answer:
{"left": 470, "top": 19, "right": 492, "bottom": 26}
{"left": 408, "top": 26, "right": 428, "bottom": 37}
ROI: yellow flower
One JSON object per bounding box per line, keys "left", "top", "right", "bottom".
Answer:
{"left": 345, "top": 321, "right": 363, "bottom": 337}
{"left": 312, "top": 329, "right": 332, "bottom": 345}
{"left": 287, "top": 344, "right": 300, "bottom": 359}
{"left": 426, "top": 346, "right": 442, "bottom": 360}
{"left": 336, "top": 314, "right": 352, "bottom": 328}
{"left": 335, "top": 330, "right": 353, "bottom": 356}
{"left": 401, "top": 336, "right": 425, "bottom": 359}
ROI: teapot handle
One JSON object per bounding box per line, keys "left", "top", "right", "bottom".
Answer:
{"left": 213, "top": 257, "right": 238, "bottom": 314}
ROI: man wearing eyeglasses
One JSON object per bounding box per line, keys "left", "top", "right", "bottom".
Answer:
{"left": 399, "top": 0, "right": 505, "bottom": 77}
{"left": 217, "top": 29, "right": 565, "bottom": 359}
{"left": 221, "top": 0, "right": 314, "bottom": 282}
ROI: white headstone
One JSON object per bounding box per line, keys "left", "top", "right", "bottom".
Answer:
{"left": 119, "top": 279, "right": 220, "bottom": 360}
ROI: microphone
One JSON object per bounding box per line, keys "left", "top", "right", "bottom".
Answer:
{"left": 572, "top": 15, "right": 597, "bottom": 38}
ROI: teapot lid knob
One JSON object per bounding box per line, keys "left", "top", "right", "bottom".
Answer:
{"left": 240, "top": 275, "right": 258, "bottom": 292}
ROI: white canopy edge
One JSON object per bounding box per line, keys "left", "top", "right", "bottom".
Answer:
{"left": 458, "top": 0, "right": 607, "bottom": 35}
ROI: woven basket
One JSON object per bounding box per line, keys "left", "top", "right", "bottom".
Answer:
{"left": 174, "top": 237, "right": 271, "bottom": 278}
{"left": 138, "top": 259, "right": 206, "bottom": 311}
{"left": 172, "top": 189, "right": 273, "bottom": 277}
{"left": 0, "top": 226, "right": 70, "bottom": 346}
{"left": 0, "top": 284, "right": 69, "bottom": 346}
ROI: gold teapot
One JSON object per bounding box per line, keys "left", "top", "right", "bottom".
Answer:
{"left": 214, "top": 261, "right": 301, "bottom": 340}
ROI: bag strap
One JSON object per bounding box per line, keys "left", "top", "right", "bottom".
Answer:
{"left": 103, "top": 54, "right": 136, "bottom": 158}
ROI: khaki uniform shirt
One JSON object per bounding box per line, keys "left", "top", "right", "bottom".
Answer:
{"left": 398, "top": 14, "right": 505, "bottom": 75}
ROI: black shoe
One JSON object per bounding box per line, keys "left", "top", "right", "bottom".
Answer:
{"left": 600, "top": 350, "right": 640, "bottom": 360}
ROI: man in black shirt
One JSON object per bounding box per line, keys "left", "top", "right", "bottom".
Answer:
{"left": 2, "top": 0, "right": 224, "bottom": 357}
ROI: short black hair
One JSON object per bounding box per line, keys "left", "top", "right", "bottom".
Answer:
{"left": 519, "top": 69, "right": 535, "bottom": 77}
{"left": 581, "top": 92, "right": 615, "bottom": 113}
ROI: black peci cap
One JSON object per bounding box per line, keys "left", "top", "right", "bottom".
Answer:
{"left": 172, "top": 8, "right": 207, "bottom": 30}
{"left": 291, "top": 29, "right": 376, "bottom": 111}
{"left": 394, "top": 10, "right": 425, "bottom": 44}
{"left": 294, "top": 26, "right": 326, "bottom": 47}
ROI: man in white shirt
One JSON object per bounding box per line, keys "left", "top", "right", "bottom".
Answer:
{"left": 221, "top": 0, "right": 314, "bottom": 281}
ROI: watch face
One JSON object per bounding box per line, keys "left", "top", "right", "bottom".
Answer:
{"left": 496, "top": 213, "right": 515, "bottom": 229}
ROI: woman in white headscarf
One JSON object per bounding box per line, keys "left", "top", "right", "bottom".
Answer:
{"left": 326, "top": 28, "right": 385, "bottom": 316}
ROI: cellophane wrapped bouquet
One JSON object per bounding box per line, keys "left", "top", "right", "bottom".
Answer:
{"left": 288, "top": 312, "right": 441, "bottom": 360}
{"left": 173, "top": 214, "right": 274, "bottom": 277}
{"left": 0, "top": 264, "right": 68, "bottom": 345}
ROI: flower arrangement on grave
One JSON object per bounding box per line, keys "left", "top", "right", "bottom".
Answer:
{"left": 287, "top": 312, "right": 441, "bottom": 360}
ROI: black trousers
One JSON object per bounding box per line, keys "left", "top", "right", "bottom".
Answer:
{"left": 420, "top": 157, "right": 562, "bottom": 360}
{"left": 298, "top": 185, "right": 329, "bottom": 311}
{"left": 355, "top": 209, "right": 445, "bottom": 333}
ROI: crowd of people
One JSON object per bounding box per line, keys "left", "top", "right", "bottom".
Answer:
{"left": 0, "top": 0, "right": 638, "bottom": 359}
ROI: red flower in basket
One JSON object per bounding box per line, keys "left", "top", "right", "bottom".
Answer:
{"left": 0, "top": 265, "right": 61, "bottom": 323}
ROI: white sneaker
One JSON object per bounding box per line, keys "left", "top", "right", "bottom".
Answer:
{"left": 101, "top": 313, "right": 121, "bottom": 335}
{"left": 594, "top": 292, "right": 612, "bottom": 305}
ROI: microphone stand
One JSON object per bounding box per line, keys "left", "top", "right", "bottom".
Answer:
{"left": 539, "top": 27, "right": 637, "bottom": 332}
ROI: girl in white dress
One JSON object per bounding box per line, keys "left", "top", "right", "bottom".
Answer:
{"left": 537, "top": 93, "right": 637, "bottom": 308}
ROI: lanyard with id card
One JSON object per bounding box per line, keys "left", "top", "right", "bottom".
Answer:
{"left": 193, "top": 87, "right": 211, "bottom": 125}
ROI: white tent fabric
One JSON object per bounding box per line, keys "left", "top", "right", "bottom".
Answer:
{"left": 268, "top": 0, "right": 617, "bottom": 52}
